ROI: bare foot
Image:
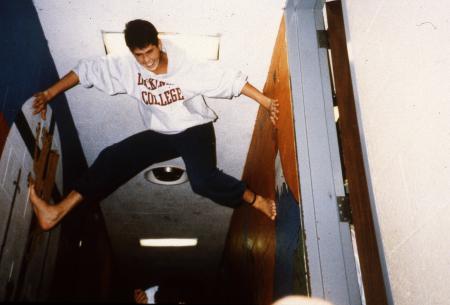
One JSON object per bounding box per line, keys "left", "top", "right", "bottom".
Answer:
{"left": 29, "top": 184, "right": 61, "bottom": 231}
{"left": 252, "top": 195, "right": 277, "bottom": 220}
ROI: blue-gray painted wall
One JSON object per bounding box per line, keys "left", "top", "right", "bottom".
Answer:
{"left": 0, "top": 0, "right": 87, "bottom": 192}
{"left": 0, "top": 2, "right": 116, "bottom": 302}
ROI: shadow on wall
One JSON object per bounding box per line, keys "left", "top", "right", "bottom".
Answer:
{"left": 274, "top": 184, "right": 306, "bottom": 300}
{"left": 0, "top": 1, "right": 117, "bottom": 302}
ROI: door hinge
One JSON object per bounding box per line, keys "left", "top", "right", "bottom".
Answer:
{"left": 317, "top": 30, "right": 330, "bottom": 49}
{"left": 337, "top": 195, "right": 351, "bottom": 223}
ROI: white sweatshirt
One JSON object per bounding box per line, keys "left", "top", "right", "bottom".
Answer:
{"left": 73, "top": 40, "right": 248, "bottom": 134}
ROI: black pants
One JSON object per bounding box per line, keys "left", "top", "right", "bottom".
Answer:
{"left": 73, "top": 122, "right": 246, "bottom": 208}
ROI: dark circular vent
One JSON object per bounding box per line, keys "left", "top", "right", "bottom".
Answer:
{"left": 144, "top": 166, "right": 188, "bottom": 185}
{"left": 153, "top": 166, "right": 184, "bottom": 181}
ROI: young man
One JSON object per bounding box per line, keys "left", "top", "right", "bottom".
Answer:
{"left": 29, "top": 19, "right": 279, "bottom": 231}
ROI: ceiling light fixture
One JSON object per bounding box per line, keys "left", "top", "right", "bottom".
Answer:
{"left": 139, "top": 238, "right": 198, "bottom": 247}
{"left": 144, "top": 166, "right": 188, "bottom": 185}
{"left": 102, "top": 31, "right": 220, "bottom": 60}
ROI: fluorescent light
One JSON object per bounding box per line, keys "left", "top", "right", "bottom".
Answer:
{"left": 139, "top": 238, "right": 198, "bottom": 247}
{"left": 159, "top": 32, "right": 220, "bottom": 60}
{"left": 102, "top": 31, "right": 129, "bottom": 56}
{"left": 102, "top": 31, "right": 220, "bottom": 60}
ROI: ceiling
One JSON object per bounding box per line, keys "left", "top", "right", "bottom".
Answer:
{"left": 32, "top": 0, "right": 285, "bottom": 292}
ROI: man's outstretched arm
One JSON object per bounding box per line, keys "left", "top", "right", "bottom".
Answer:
{"left": 240, "top": 82, "right": 279, "bottom": 125}
{"left": 32, "top": 70, "right": 80, "bottom": 119}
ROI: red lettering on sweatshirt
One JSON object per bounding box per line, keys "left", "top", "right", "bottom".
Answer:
{"left": 137, "top": 73, "right": 168, "bottom": 90}
{"left": 141, "top": 88, "right": 185, "bottom": 106}
{"left": 137, "top": 73, "right": 185, "bottom": 106}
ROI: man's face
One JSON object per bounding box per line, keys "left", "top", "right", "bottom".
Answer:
{"left": 132, "top": 43, "right": 161, "bottom": 72}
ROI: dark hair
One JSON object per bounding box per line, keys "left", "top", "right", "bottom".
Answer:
{"left": 124, "top": 19, "right": 159, "bottom": 51}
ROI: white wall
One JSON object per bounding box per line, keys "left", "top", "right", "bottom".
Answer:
{"left": 341, "top": 1, "right": 450, "bottom": 304}
{"left": 30, "top": 0, "right": 286, "bottom": 285}
{"left": 32, "top": 0, "right": 285, "bottom": 177}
